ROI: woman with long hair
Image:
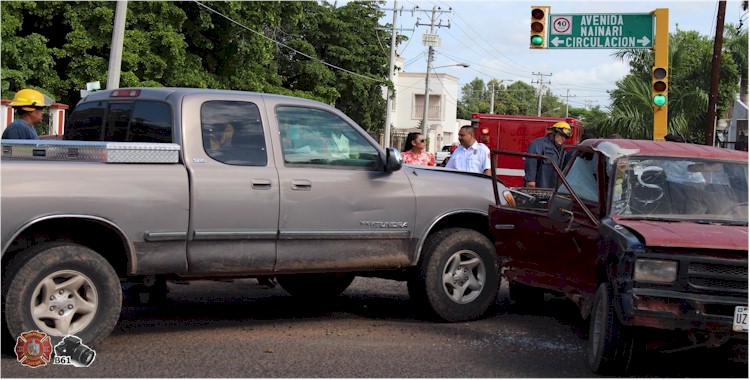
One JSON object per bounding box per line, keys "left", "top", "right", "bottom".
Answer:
{"left": 401, "top": 132, "right": 436, "bottom": 166}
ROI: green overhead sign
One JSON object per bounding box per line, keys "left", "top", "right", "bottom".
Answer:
{"left": 548, "top": 13, "right": 654, "bottom": 49}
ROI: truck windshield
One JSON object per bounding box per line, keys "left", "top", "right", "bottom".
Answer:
{"left": 611, "top": 156, "right": 748, "bottom": 223}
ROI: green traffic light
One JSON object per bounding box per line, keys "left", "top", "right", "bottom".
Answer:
{"left": 653, "top": 94, "right": 667, "bottom": 106}
{"left": 531, "top": 35, "right": 544, "bottom": 46}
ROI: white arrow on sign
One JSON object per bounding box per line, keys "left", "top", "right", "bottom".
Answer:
{"left": 551, "top": 36, "right": 564, "bottom": 47}
{"left": 637, "top": 36, "right": 651, "bottom": 46}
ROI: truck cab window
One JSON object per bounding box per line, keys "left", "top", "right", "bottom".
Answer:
{"left": 65, "top": 100, "right": 172, "bottom": 143}
{"left": 200, "top": 101, "right": 267, "bottom": 166}
{"left": 557, "top": 153, "right": 598, "bottom": 202}
{"left": 276, "top": 106, "right": 378, "bottom": 169}
{"left": 64, "top": 102, "right": 106, "bottom": 141}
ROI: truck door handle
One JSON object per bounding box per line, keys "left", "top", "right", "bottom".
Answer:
{"left": 291, "top": 179, "right": 312, "bottom": 191}
{"left": 251, "top": 179, "right": 272, "bottom": 190}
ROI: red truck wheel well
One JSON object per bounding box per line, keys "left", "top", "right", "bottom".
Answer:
{"left": 2, "top": 218, "right": 130, "bottom": 278}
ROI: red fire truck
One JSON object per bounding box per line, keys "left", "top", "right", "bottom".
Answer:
{"left": 471, "top": 113, "right": 583, "bottom": 187}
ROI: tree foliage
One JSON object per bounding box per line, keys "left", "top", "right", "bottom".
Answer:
{"left": 457, "top": 78, "right": 563, "bottom": 118}
{"left": 603, "top": 29, "right": 742, "bottom": 141}
{"left": 1, "top": 0, "right": 389, "bottom": 132}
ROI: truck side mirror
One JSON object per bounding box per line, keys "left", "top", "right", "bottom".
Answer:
{"left": 384, "top": 147, "right": 403, "bottom": 173}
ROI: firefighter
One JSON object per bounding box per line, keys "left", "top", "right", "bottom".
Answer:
{"left": 445, "top": 125, "right": 492, "bottom": 175}
{"left": 524, "top": 121, "right": 571, "bottom": 188}
{"left": 2, "top": 89, "right": 53, "bottom": 140}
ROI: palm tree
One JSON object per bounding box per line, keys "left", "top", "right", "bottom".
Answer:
{"left": 603, "top": 29, "right": 739, "bottom": 141}
{"left": 724, "top": 24, "right": 748, "bottom": 104}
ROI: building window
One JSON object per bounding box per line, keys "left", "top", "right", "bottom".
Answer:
{"left": 413, "top": 94, "right": 442, "bottom": 120}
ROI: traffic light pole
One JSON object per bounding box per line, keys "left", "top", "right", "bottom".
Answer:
{"left": 652, "top": 8, "right": 669, "bottom": 141}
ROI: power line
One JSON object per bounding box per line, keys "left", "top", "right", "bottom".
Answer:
{"left": 436, "top": 0, "right": 533, "bottom": 73}
{"left": 192, "top": 0, "right": 383, "bottom": 83}
{"left": 437, "top": 51, "right": 529, "bottom": 78}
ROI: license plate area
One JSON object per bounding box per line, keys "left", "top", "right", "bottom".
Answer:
{"left": 733, "top": 306, "right": 748, "bottom": 332}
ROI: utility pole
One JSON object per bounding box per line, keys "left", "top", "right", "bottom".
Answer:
{"left": 107, "top": 0, "right": 127, "bottom": 90}
{"left": 559, "top": 89, "right": 576, "bottom": 117}
{"left": 489, "top": 79, "right": 512, "bottom": 114}
{"left": 489, "top": 81, "right": 495, "bottom": 114}
{"left": 383, "top": 0, "right": 399, "bottom": 149}
{"left": 706, "top": 1, "right": 726, "bottom": 146}
{"left": 532, "top": 72, "right": 551, "bottom": 116}
{"left": 416, "top": 6, "right": 451, "bottom": 151}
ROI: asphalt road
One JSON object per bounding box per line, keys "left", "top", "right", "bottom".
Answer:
{"left": 2, "top": 277, "right": 747, "bottom": 377}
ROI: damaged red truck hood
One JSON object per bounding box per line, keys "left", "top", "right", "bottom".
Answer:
{"left": 615, "top": 219, "right": 748, "bottom": 251}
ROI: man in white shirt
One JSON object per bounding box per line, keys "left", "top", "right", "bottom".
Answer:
{"left": 445, "top": 126, "right": 492, "bottom": 175}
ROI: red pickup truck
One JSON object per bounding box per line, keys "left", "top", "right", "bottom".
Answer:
{"left": 489, "top": 139, "right": 748, "bottom": 375}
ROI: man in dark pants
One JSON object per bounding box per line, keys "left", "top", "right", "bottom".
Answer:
{"left": 2, "top": 89, "right": 53, "bottom": 140}
{"left": 524, "top": 121, "right": 571, "bottom": 188}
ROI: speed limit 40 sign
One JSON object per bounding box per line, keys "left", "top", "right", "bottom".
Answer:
{"left": 552, "top": 16, "right": 572, "bottom": 35}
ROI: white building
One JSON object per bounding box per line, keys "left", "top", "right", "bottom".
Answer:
{"left": 385, "top": 57, "right": 461, "bottom": 152}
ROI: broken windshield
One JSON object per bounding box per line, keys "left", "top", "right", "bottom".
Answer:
{"left": 611, "top": 156, "right": 748, "bottom": 223}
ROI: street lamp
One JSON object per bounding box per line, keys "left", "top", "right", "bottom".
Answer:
{"left": 422, "top": 62, "right": 470, "bottom": 149}
{"left": 542, "top": 107, "right": 561, "bottom": 116}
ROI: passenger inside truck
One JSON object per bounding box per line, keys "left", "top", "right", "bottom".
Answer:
{"left": 200, "top": 100, "right": 267, "bottom": 166}
{"left": 276, "top": 106, "right": 379, "bottom": 169}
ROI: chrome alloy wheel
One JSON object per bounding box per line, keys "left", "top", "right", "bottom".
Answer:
{"left": 30, "top": 270, "right": 98, "bottom": 336}
{"left": 441, "top": 249, "right": 485, "bottom": 304}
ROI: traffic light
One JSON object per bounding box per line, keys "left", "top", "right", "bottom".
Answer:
{"left": 652, "top": 67, "right": 668, "bottom": 107}
{"left": 530, "top": 6, "right": 550, "bottom": 49}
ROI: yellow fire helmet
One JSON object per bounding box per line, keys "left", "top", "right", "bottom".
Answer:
{"left": 10, "top": 89, "right": 54, "bottom": 111}
{"left": 550, "top": 121, "right": 572, "bottom": 138}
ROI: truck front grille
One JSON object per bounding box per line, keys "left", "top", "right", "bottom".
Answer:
{"left": 688, "top": 262, "right": 748, "bottom": 293}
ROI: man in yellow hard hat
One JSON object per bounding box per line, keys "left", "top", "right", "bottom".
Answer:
{"left": 2, "top": 89, "right": 53, "bottom": 139}
{"left": 524, "top": 121, "right": 572, "bottom": 188}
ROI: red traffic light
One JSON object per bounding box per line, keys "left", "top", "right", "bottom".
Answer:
{"left": 531, "top": 8, "right": 545, "bottom": 20}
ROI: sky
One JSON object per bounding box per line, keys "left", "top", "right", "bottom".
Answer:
{"left": 379, "top": 0, "right": 747, "bottom": 111}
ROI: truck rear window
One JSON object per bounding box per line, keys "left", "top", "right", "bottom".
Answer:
{"left": 65, "top": 100, "right": 172, "bottom": 143}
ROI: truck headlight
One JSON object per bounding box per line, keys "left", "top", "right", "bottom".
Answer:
{"left": 634, "top": 259, "right": 678, "bottom": 283}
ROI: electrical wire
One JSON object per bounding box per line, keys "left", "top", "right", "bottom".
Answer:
{"left": 192, "top": 0, "right": 384, "bottom": 83}
{"left": 435, "top": 0, "right": 533, "bottom": 72}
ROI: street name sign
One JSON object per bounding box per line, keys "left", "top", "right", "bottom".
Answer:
{"left": 548, "top": 13, "right": 654, "bottom": 49}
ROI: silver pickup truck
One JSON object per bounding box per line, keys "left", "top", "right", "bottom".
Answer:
{"left": 1, "top": 88, "right": 506, "bottom": 347}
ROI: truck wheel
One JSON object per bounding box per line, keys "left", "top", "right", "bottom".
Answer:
{"left": 3, "top": 243, "right": 122, "bottom": 348}
{"left": 277, "top": 273, "right": 355, "bottom": 298}
{"left": 410, "top": 228, "right": 499, "bottom": 322}
{"left": 588, "top": 283, "right": 634, "bottom": 375}
{"left": 508, "top": 281, "right": 545, "bottom": 310}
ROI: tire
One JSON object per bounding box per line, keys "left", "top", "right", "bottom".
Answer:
{"left": 588, "top": 283, "right": 635, "bottom": 375}
{"left": 277, "top": 273, "right": 355, "bottom": 298}
{"left": 508, "top": 281, "right": 545, "bottom": 310}
{"left": 409, "top": 228, "right": 499, "bottom": 322}
{"left": 3, "top": 243, "right": 122, "bottom": 349}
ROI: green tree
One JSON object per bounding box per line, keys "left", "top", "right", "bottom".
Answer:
{"left": 568, "top": 106, "right": 608, "bottom": 137}
{"left": 458, "top": 78, "right": 489, "bottom": 118}
{"left": 458, "top": 79, "right": 555, "bottom": 118}
{"left": 1, "top": 1, "right": 389, "bottom": 132}
{"left": 724, "top": 24, "right": 748, "bottom": 103}
{"left": 603, "top": 29, "right": 740, "bottom": 141}
{"left": 504, "top": 81, "right": 539, "bottom": 116}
